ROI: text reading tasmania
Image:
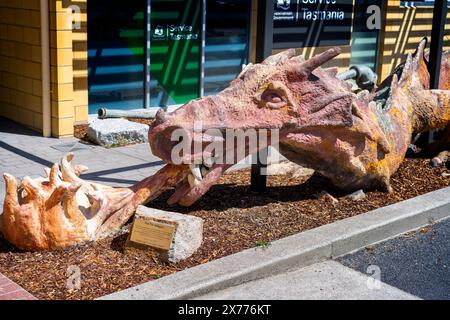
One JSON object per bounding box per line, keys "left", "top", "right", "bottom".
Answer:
{"left": 1, "top": 39, "right": 449, "bottom": 250}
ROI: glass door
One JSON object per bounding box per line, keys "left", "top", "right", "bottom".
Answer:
{"left": 88, "top": 0, "right": 146, "bottom": 113}
{"left": 350, "top": 0, "right": 383, "bottom": 71}
{"left": 150, "top": 0, "right": 202, "bottom": 107}
{"left": 204, "top": 0, "right": 251, "bottom": 96}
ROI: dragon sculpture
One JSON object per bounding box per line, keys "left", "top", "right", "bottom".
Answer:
{"left": 1, "top": 39, "right": 449, "bottom": 251}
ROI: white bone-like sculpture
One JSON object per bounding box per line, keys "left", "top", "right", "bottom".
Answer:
{"left": 0, "top": 153, "right": 188, "bottom": 251}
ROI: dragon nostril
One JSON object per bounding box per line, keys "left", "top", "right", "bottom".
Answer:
{"left": 154, "top": 108, "right": 167, "bottom": 125}
{"left": 155, "top": 109, "right": 166, "bottom": 123}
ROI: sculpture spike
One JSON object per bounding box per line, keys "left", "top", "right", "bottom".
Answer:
{"left": 412, "top": 37, "right": 427, "bottom": 69}
{"left": 45, "top": 185, "right": 68, "bottom": 209}
{"left": 61, "top": 153, "right": 83, "bottom": 183}
{"left": 399, "top": 53, "right": 413, "bottom": 85}
{"left": 262, "top": 48, "right": 296, "bottom": 66}
{"left": 21, "top": 176, "right": 41, "bottom": 200}
{"left": 49, "top": 163, "right": 60, "bottom": 187}
{"left": 299, "top": 47, "right": 342, "bottom": 76}
{"left": 3, "top": 173, "right": 19, "bottom": 207}
{"left": 74, "top": 165, "right": 89, "bottom": 176}
{"left": 324, "top": 67, "right": 339, "bottom": 77}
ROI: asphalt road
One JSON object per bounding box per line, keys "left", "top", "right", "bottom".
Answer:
{"left": 338, "top": 218, "right": 450, "bottom": 300}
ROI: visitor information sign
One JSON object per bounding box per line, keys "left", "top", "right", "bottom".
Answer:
{"left": 273, "top": 0, "right": 354, "bottom": 49}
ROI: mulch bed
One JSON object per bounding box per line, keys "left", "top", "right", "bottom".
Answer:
{"left": 74, "top": 124, "right": 90, "bottom": 141}
{"left": 0, "top": 158, "right": 449, "bottom": 300}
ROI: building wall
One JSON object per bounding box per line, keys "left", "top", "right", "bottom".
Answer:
{"left": 1, "top": 1, "right": 449, "bottom": 137}
{"left": 49, "top": 0, "right": 88, "bottom": 137}
{"left": 379, "top": 0, "right": 450, "bottom": 81}
{"left": 72, "top": 0, "right": 88, "bottom": 125}
{"left": 0, "top": 0, "right": 88, "bottom": 137}
{"left": 0, "top": 0, "right": 43, "bottom": 132}
{"left": 250, "top": 0, "right": 352, "bottom": 71}
{"left": 50, "top": 0, "right": 75, "bottom": 137}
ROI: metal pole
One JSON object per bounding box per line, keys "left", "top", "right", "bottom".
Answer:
{"left": 426, "top": 0, "right": 447, "bottom": 144}
{"left": 255, "top": 0, "right": 274, "bottom": 62}
{"left": 251, "top": 0, "right": 274, "bottom": 192}
{"left": 145, "top": 0, "right": 151, "bottom": 109}
{"left": 200, "top": 0, "right": 206, "bottom": 97}
{"left": 429, "top": 0, "right": 447, "bottom": 90}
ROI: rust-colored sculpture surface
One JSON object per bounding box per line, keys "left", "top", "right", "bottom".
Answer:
{"left": 149, "top": 39, "right": 450, "bottom": 205}
{"left": 1, "top": 39, "right": 449, "bottom": 251}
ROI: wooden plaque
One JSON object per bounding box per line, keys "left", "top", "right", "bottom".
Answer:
{"left": 129, "top": 218, "right": 176, "bottom": 251}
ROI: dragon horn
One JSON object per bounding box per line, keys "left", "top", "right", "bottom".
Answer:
{"left": 62, "top": 183, "right": 84, "bottom": 224}
{"left": 3, "top": 173, "right": 19, "bottom": 207}
{"left": 299, "top": 47, "right": 342, "bottom": 76}
{"left": 21, "top": 176, "right": 41, "bottom": 200}
{"left": 262, "top": 48, "right": 296, "bottom": 66}
{"left": 2, "top": 174, "right": 19, "bottom": 236}
{"left": 49, "top": 163, "right": 60, "bottom": 187}
{"left": 412, "top": 37, "right": 428, "bottom": 67}
{"left": 61, "top": 153, "right": 83, "bottom": 183}
{"left": 45, "top": 185, "right": 69, "bottom": 209}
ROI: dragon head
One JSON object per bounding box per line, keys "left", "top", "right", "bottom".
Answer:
{"left": 149, "top": 47, "right": 392, "bottom": 206}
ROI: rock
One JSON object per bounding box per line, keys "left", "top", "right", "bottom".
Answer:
{"left": 314, "top": 191, "right": 339, "bottom": 205}
{"left": 126, "top": 206, "right": 204, "bottom": 263}
{"left": 346, "top": 189, "right": 366, "bottom": 201}
{"left": 88, "top": 118, "right": 149, "bottom": 147}
{"left": 432, "top": 151, "right": 450, "bottom": 167}
{"left": 266, "top": 161, "right": 314, "bottom": 178}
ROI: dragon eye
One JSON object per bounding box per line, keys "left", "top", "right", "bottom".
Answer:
{"left": 260, "top": 90, "right": 287, "bottom": 109}
{"left": 262, "top": 90, "right": 283, "bottom": 103}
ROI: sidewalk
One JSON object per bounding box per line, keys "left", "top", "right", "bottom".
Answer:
{"left": 0, "top": 117, "right": 165, "bottom": 209}
{"left": 0, "top": 272, "right": 36, "bottom": 300}
{"left": 195, "top": 260, "right": 419, "bottom": 300}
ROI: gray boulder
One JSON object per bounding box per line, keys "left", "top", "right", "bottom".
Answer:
{"left": 128, "top": 206, "right": 204, "bottom": 263}
{"left": 88, "top": 119, "right": 149, "bottom": 147}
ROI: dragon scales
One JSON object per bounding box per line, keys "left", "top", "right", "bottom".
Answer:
{"left": 1, "top": 39, "right": 449, "bottom": 251}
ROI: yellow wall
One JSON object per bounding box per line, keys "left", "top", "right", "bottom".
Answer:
{"left": 0, "top": 0, "right": 43, "bottom": 132}
{"left": 72, "top": 0, "right": 88, "bottom": 125}
{"left": 49, "top": 0, "right": 88, "bottom": 137}
{"left": 50, "top": 0, "right": 74, "bottom": 137}
{"left": 379, "top": 0, "right": 450, "bottom": 81}
{"left": 0, "top": 0, "right": 88, "bottom": 137}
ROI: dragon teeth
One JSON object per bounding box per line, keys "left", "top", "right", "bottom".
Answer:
{"left": 189, "top": 164, "right": 202, "bottom": 181}
{"left": 201, "top": 167, "right": 209, "bottom": 177}
{"left": 188, "top": 174, "right": 201, "bottom": 188}
{"left": 203, "top": 157, "right": 214, "bottom": 168}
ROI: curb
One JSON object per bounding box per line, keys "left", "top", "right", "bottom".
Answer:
{"left": 101, "top": 186, "right": 450, "bottom": 300}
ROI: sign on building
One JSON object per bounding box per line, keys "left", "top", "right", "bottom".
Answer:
{"left": 273, "top": 0, "right": 354, "bottom": 49}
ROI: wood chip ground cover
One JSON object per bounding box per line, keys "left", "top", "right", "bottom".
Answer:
{"left": 0, "top": 158, "right": 448, "bottom": 300}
